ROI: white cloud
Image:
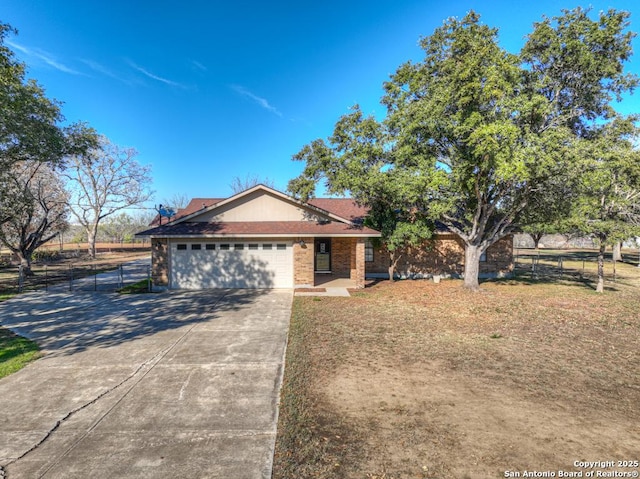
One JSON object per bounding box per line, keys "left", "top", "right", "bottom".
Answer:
{"left": 80, "top": 59, "right": 129, "bottom": 83}
{"left": 127, "top": 60, "right": 186, "bottom": 88}
{"left": 191, "top": 60, "right": 207, "bottom": 71}
{"left": 7, "top": 40, "right": 81, "bottom": 75}
{"left": 231, "top": 85, "right": 282, "bottom": 117}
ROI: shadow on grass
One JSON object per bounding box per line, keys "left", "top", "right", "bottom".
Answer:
{"left": 486, "top": 271, "right": 626, "bottom": 293}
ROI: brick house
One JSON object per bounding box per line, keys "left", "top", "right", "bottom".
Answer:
{"left": 137, "top": 185, "right": 513, "bottom": 289}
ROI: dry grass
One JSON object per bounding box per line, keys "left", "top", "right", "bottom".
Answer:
{"left": 273, "top": 260, "right": 640, "bottom": 479}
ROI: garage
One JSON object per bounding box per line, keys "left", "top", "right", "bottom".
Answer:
{"left": 170, "top": 241, "right": 293, "bottom": 289}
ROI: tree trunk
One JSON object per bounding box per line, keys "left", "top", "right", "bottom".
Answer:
{"left": 531, "top": 233, "right": 543, "bottom": 250}
{"left": 388, "top": 250, "right": 400, "bottom": 282}
{"left": 612, "top": 242, "right": 622, "bottom": 262}
{"left": 16, "top": 251, "right": 34, "bottom": 277}
{"left": 87, "top": 224, "right": 98, "bottom": 258}
{"left": 463, "top": 244, "right": 481, "bottom": 291}
{"left": 596, "top": 243, "right": 606, "bottom": 293}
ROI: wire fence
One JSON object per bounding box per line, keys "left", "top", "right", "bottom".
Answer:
{"left": 513, "top": 248, "right": 640, "bottom": 284}
{"left": 1, "top": 259, "right": 151, "bottom": 295}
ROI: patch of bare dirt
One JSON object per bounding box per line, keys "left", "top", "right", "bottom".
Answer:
{"left": 327, "top": 360, "right": 638, "bottom": 478}
{"left": 274, "top": 271, "right": 640, "bottom": 479}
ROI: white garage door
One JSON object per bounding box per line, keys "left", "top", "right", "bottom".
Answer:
{"left": 170, "top": 241, "right": 293, "bottom": 289}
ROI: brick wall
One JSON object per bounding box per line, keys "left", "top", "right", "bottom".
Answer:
{"left": 293, "top": 237, "right": 314, "bottom": 287}
{"left": 331, "top": 238, "right": 352, "bottom": 276}
{"left": 351, "top": 238, "right": 365, "bottom": 288}
{"left": 151, "top": 238, "right": 168, "bottom": 286}
{"left": 480, "top": 235, "right": 513, "bottom": 276}
{"left": 365, "top": 234, "right": 513, "bottom": 278}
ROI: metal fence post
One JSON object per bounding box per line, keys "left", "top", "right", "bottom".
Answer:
{"left": 558, "top": 256, "right": 563, "bottom": 274}
{"left": 18, "top": 264, "right": 24, "bottom": 293}
{"left": 69, "top": 264, "right": 73, "bottom": 292}
{"left": 94, "top": 264, "right": 97, "bottom": 291}
{"left": 613, "top": 258, "right": 617, "bottom": 283}
{"left": 119, "top": 264, "right": 124, "bottom": 289}
{"left": 531, "top": 257, "right": 535, "bottom": 279}
{"left": 147, "top": 265, "right": 151, "bottom": 292}
{"left": 45, "top": 265, "right": 48, "bottom": 292}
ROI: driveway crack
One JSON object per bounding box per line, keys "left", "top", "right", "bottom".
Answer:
{"left": 1, "top": 291, "right": 228, "bottom": 479}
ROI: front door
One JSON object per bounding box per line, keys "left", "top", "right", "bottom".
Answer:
{"left": 315, "top": 238, "right": 331, "bottom": 272}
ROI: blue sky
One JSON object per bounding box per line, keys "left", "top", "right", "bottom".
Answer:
{"left": 3, "top": 0, "right": 640, "bottom": 209}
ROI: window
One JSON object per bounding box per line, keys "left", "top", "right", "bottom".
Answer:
{"left": 177, "top": 244, "right": 187, "bottom": 250}
{"left": 191, "top": 244, "right": 201, "bottom": 250}
{"left": 263, "top": 244, "right": 273, "bottom": 250}
{"left": 219, "top": 244, "right": 230, "bottom": 250}
{"left": 480, "top": 251, "right": 487, "bottom": 262}
{"left": 277, "top": 244, "right": 287, "bottom": 250}
{"left": 234, "top": 243, "right": 244, "bottom": 250}
{"left": 205, "top": 244, "right": 216, "bottom": 250}
{"left": 248, "top": 244, "right": 258, "bottom": 250}
{"left": 365, "top": 239, "right": 374, "bottom": 262}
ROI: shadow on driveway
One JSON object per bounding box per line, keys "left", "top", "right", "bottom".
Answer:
{"left": 0, "top": 289, "right": 269, "bottom": 356}
{"left": 0, "top": 288, "right": 292, "bottom": 479}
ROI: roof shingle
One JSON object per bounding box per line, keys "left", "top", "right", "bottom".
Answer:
{"left": 138, "top": 221, "right": 380, "bottom": 237}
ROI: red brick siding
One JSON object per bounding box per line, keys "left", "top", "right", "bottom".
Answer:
{"left": 293, "top": 237, "right": 314, "bottom": 287}
{"left": 366, "top": 234, "right": 513, "bottom": 277}
{"left": 351, "top": 238, "right": 365, "bottom": 288}
{"left": 151, "top": 239, "right": 169, "bottom": 286}
{"left": 331, "top": 238, "right": 352, "bottom": 276}
{"left": 480, "top": 235, "right": 513, "bottom": 275}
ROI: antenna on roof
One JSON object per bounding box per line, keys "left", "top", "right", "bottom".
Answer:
{"left": 155, "top": 204, "right": 177, "bottom": 225}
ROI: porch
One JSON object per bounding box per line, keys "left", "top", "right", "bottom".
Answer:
{"left": 293, "top": 236, "right": 366, "bottom": 289}
{"left": 313, "top": 274, "right": 357, "bottom": 288}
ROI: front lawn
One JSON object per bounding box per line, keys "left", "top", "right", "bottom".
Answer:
{"left": 0, "top": 327, "right": 40, "bottom": 379}
{"left": 273, "top": 275, "right": 640, "bottom": 478}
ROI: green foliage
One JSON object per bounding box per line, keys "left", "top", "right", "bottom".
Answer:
{"left": 117, "top": 279, "right": 152, "bottom": 294}
{"left": 521, "top": 7, "right": 637, "bottom": 134}
{"left": 566, "top": 117, "right": 640, "bottom": 243}
{"left": 288, "top": 8, "right": 638, "bottom": 290}
{"left": 289, "top": 106, "right": 433, "bottom": 277}
{"left": 0, "top": 22, "right": 97, "bottom": 231}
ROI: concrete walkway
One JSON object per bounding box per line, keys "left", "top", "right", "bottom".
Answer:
{"left": 0, "top": 288, "right": 292, "bottom": 478}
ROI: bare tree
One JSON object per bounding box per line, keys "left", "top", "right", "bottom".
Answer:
{"left": 229, "top": 174, "right": 275, "bottom": 194}
{"left": 160, "top": 193, "right": 189, "bottom": 210}
{"left": 64, "top": 136, "right": 153, "bottom": 258}
{"left": 0, "top": 161, "right": 69, "bottom": 275}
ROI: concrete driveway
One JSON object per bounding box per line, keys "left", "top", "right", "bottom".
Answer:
{"left": 0, "top": 288, "right": 292, "bottom": 478}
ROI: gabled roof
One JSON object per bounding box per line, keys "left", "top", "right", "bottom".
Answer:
{"left": 308, "top": 198, "right": 368, "bottom": 223}
{"left": 137, "top": 221, "right": 380, "bottom": 238}
{"left": 138, "top": 185, "right": 381, "bottom": 238}
{"left": 163, "top": 185, "right": 358, "bottom": 226}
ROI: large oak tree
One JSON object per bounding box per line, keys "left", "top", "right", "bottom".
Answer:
{"left": 564, "top": 117, "right": 640, "bottom": 292}
{"left": 289, "top": 8, "right": 637, "bottom": 290}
